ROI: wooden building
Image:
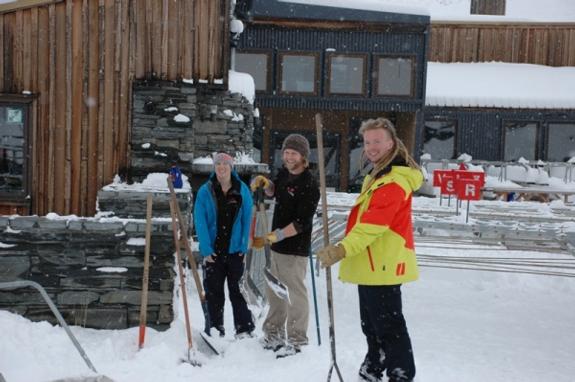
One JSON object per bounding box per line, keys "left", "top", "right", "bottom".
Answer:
{"left": 234, "top": 0, "right": 430, "bottom": 191}
{"left": 423, "top": 19, "right": 575, "bottom": 163}
{"left": 2, "top": 0, "right": 574, "bottom": 216}
{"left": 0, "top": 0, "right": 229, "bottom": 215}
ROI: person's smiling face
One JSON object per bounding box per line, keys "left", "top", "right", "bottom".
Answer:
{"left": 215, "top": 161, "right": 231, "bottom": 182}
{"left": 282, "top": 148, "right": 305, "bottom": 174}
{"left": 362, "top": 127, "right": 394, "bottom": 164}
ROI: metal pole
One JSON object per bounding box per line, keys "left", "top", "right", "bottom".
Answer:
{"left": 309, "top": 250, "right": 321, "bottom": 346}
{"left": 0, "top": 280, "right": 98, "bottom": 373}
{"left": 315, "top": 113, "right": 344, "bottom": 382}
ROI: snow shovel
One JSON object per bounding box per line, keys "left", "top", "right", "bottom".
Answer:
{"left": 239, "top": 205, "right": 266, "bottom": 313}
{"left": 167, "top": 178, "right": 220, "bottom": 356}
{"left": 138, "top": 193, "right": 153, "bottom": 350}
{"left": 168, "top": 195, "right": 201, "bottom": 366}
{"left": 252, "top": 187, "right": 290, "bottom": 303}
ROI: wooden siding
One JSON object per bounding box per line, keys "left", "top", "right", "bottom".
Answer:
{"left": 430, "top": 23, "right": 575, "bottom": 66}
{"left": 0, "top": 0, "right": 229, "bottom": 216}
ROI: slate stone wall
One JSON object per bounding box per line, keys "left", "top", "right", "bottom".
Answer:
{"left": 130, "top": 81, "right": 256, "bottom": 181}
{"left": 0, "top": 215, "right": 177, "bottom": 330}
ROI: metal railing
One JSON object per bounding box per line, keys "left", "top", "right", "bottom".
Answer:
{"left": 0, "top": 280, "right": 98, "bottom": 374}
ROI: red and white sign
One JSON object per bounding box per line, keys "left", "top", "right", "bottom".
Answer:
{"left": 433, "top": 169, "right": 452, "bottom": 188}
{"left": 439, "top": 173, "right": 456, "bottom": 195}
{"left": 456, "top": 180, "right": 482, "bottom": 200}
{"left": 453, "top": 170, "right": 485, "bottom": 187}
{"left": 433, "top": 169, "right": 485, "bottom": 199}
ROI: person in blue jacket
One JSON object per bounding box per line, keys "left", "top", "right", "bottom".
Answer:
{"left": 194, "top": 152, "right": 254, "bottom": 337}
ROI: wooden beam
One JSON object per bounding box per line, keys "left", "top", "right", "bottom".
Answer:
{"left": 0, "top": 0, "right": 63, "bottom": 15}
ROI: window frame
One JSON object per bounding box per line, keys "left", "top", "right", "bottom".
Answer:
{"left": 235, "top": 49, "right": 272, "bottom": 93}
{"left": 0, "top": 94, "right": 33, "bottom": 205}
{"left": 372, "top": 54, "right": 416, "bottom": 98}
{"left": 422, "top": 118, "right": 458, "bottom": 160}
{"left": 501, "top": 120, "right": 540, "bottom": 162}
{"left": 325, "top": 52, "right": 368, "bottom": 97}
{"left": 545, "top": 120, "right": 575, "bottom": 162}
{"left": 278, "top": 51, "right": 320, "bottom": 96}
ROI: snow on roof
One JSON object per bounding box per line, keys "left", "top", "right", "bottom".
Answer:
{"left": 278, "top": 0, "right": 429, "bottom": 17}
{"left": 280, "top": 0, "right": 575, "bottom": 22}
{"left": 426, "top": 62, "right": 575, "bottom": 109}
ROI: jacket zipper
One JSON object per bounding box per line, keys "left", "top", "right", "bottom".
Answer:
{"left": 367, "top": 246, "right": 375, "bottom": 272}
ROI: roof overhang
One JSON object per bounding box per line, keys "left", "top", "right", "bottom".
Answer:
{"left": 236, "top": 0, "right": 430, "bottom": 26}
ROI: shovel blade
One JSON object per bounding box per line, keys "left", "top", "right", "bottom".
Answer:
{"left": 264, "top": 268, "right": 290, "bottom": 303}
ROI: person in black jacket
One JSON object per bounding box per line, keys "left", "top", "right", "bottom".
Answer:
{"left": 251, "top": 134, "right": 320, "bottom": 357}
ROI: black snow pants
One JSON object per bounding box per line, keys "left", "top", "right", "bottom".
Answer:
{"left": 358, "top": 284, "right": 416, "bottom": 382}
{"left": 203, "top": 253, "right": 254, "bottom": 335}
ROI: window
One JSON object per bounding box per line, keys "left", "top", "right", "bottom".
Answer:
{"left": 327, "top": 54, "right": 366, "bottom": 95}
{"left": 279, "top": 53, "right": 318, "bottom": 94}
{"left": 471, "top": 0, "right": 505, "bottom": 15}
{"left": 503, "top": 121, "right": 537, "bottom": 161}
{"left": 0, "top": 97, "right": 31, "bottom": 202}
{"left": 270, "top": 130, "right": 340, "bottom": 189}
{"left": 376, "top": 56, "right": 413, "bottom": 96}
{"left": 547, "top": 122, "right": 575, "bottom": 162}
{"left": 235, "top": 52, "right": 270, "bottom": 92}
{"left": 423, "top": 120, "right": 456, "bottom": 160}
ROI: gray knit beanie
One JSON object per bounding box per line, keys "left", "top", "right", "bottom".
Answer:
{"left": 281, "top": 134, "right": 310, "bottom": 158}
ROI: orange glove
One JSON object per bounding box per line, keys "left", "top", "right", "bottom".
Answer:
{"left": 317, "top": 245, "right": 346, "bottom": 268}
{"left": 250, "top": 175, "right": 271, "bottom": 192}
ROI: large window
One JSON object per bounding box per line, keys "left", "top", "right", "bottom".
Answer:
{"left": 270, "top": 130, "right": 340, "bottom": 189}
{"left": 235, "top": 52, "right": 269, "bottom": 92}
{"left": 279, "top": 53, "right": 318, "bottom": 94}
{"left": 0, "top": 98, "right": 31, "bottom": 202}
{"left": 503, "top": 121, "right": 537, "bottom": 161}
{"left": 547, "top": 122, "right": 575, "bottom": 162}
{"left": 423, "top": 120, "right": 457, "bottom": 160}
{"left": 327, "top": 54, "right": 366, "bottom": 95}
{"left": 376, "top": 56, "right": 413, "bottom": 96}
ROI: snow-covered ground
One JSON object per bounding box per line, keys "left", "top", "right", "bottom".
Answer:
{"left": 2, "top": 217, "right": 574, "bottom": 382}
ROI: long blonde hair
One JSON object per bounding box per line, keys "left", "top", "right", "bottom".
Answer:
{"left": 359, "top": 118, "right": 420, "bottom": 186}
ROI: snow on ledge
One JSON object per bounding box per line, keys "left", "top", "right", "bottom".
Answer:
{"left": 426, "top": 62, "right": 575, "bottom": 109}
{"left": 228, "top": 70, "right": 255, "bottom": 104}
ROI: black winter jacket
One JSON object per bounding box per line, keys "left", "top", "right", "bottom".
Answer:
{"left": 270, "top": 167, "right": 320, "bottom": 257}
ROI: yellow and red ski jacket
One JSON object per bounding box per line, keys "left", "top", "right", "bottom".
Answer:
{"left": 339, "top": 166, "right": 423, "bottom": 286}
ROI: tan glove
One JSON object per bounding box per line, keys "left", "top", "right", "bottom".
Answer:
{"left": 317, "top": 245, "right": 346, "bottom": 268}
{"left": 266, "top": 229, "right": 285, "bottom": 244}
{"left": 250, "top": 175, "right": 271, "bottom": 192}
{"left": 252, "top": 236, "right": 266, "bottom": 249}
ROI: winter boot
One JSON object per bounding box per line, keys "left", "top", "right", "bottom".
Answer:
{"left": 275, "top": 343, "right": 301, "bottom": 359}
{"left": 260, "top": 337, "right": 283, "bottom": 351}
{"left": 358, "top": 362, "right": 383, "bottom": 382}
{"left": 235, "top": 330, "right": 255, "bottom": 340}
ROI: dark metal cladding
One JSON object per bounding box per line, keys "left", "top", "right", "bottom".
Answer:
{"left": 235, "top": 0, "right": 430, "bottom": 26}
{"left": 423, "top": 107, "right": 575, "bottom": 161}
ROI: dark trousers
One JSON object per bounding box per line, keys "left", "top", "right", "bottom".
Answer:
{"left": 203, "top": 253, "right": 254, "bottom": 334}
{"left": 358, "top": 284, "right": 415, "bottom": 382}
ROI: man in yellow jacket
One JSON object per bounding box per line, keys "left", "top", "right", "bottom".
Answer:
{"left": 317, "top": 118, "right": 423, "bottom": 382}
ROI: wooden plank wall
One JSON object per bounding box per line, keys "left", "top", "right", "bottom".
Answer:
{"left": 0, "top": 0, "right": 229, "bottom": 216}
{"left": 430, "top": 23, "right": 575, "bottom": 66}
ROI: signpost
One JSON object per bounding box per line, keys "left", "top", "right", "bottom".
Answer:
{"left": 433, "top": 168, "right": 486, "bottom": 222}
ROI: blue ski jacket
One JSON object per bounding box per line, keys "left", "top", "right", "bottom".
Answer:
{"left": 194, "top": 171, "right": 253, "bottom": 257}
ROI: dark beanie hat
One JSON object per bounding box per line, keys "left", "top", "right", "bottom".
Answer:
{"left": 281, "top": 134, "right": 310, "bottom": 158}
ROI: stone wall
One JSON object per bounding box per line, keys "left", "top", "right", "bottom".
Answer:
{"left": 130, "top": 81, "right": 257, "bottom": 181}
{"left": 0, "top": 187, "right": 195, "bottom": 330}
